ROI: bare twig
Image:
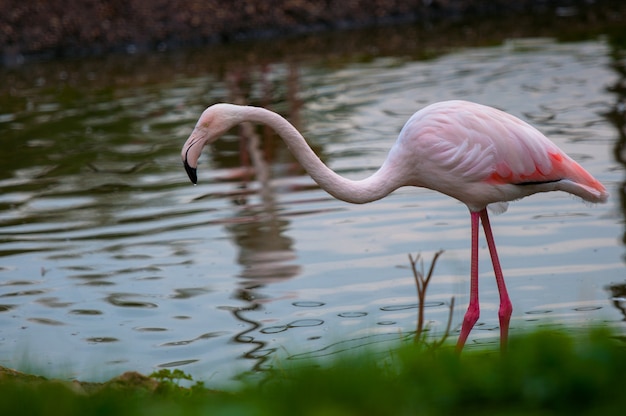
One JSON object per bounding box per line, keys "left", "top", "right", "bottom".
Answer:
{"left": 409, "top": 253, "right": 425, "bottom": 341}
{"left": 409, "top": 250, "right": 455, "bottom": 348}
{"left": 430, "top": 296, "right": 455, "bottom": 348}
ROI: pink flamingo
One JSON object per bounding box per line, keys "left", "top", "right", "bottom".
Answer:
{"left": 181, "top": 100, "right": 608, "bottom": 350}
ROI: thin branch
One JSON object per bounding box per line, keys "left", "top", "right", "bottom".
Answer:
{"left": 409, "top": 250, "right": 444, "bottom": 343}
{"left": 424, "top": 250, "right": 444, "bottom": 288}
{"left": 431, "top": 296, "right": 455, "bottom": 348}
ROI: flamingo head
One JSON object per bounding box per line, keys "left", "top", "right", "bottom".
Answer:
{"left": 181, "top": 104, "right": 242, "bottom": 184}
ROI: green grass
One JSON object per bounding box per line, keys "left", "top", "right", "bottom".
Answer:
{"left": 1, "top": 328, "right": 625, "bottom": 415}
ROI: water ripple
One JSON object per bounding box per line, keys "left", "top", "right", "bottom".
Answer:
{"left": 69, "top": 309, "right": 103, "bottom": 315}
{"left": 0, "top": 35, "right": 621, "bottom": 385}
{"left": 159, "top": 332, "right": 225, "bottom": 347}
{"left": 105, "top": 293, "right": 158, "bottom": 308}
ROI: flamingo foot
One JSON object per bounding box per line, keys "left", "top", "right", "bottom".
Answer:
{"left": 456, "top": 302, "right": 479, "bottom": 351}
{"left": 457, "top": 211, "right": 481, "bottom": 352}
{"left": 498, "top": 298, "right": 512, "bottom": 350}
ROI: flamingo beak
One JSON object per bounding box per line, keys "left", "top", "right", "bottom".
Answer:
{"left": 183, "top": 159, "right": 198, "bottom": 184}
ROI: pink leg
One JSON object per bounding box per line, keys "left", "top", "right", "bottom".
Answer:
{"left": 456, "top": 211, "right": 481, "bottom": 351}
{"left": 479, "top": 209, "right": 512, "bottom": 350}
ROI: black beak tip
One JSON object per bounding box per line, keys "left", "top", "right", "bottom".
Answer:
{"left": 183, "top": 160, "right": 198, "bottom": 184}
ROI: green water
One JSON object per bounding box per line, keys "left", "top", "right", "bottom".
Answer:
{"left": 0, "top": 21, "right": 625, "bottom": 387}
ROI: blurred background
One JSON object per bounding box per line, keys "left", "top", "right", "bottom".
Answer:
{"left": 1, "top": 0, "right": 625, "bottom": 64}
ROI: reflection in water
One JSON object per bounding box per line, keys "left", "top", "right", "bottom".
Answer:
{"left": 228, "top": 304, "right": 275, "bottom": 372}
{"left": 218, "top": 62, "right": 303, "bottom": 289}
{"left": 605, "top": 36, "right": 626, "bottom": 245}
{"left": 603, "top": 32, "right": 626, "bottom": 316}
{"left": 606, "top": 282, "right": 626, "bottom": 321}
{"left": 216, "top": 63, "right": 305, "bottom": 371}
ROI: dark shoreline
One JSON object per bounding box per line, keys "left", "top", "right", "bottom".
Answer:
{"left": 1, "top": 0, "right": 625, "bottom": 66}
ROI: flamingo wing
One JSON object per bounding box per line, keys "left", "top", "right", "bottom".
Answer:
{"left": 408, "top": 101, "right": 560, "bottom": 182}
{"left": 396, "top": 100, "right": 607, "bottom": 204}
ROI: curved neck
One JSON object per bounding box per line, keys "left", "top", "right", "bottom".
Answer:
{"left": 241, "top": 106, "right": 401, "bottom": 204}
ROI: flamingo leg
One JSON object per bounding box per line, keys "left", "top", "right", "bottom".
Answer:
{"left": 479, "top": 208, "right": 512, "bottom": 350}
{"left": 456, "top": 211, "right": 481, "bottom": 351}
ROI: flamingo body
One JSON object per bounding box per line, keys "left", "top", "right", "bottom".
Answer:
{"left": 390, "top": 101, "right": 606, "bottom": 211}
{"left": 181, "top": 100, "right": 608, "bottom": 350}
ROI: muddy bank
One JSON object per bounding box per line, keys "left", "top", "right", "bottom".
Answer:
{"left": 1, "top": 0, "right": 625, "bottom": 65}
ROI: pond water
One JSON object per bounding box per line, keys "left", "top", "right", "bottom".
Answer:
{"left": 1, "top": 25, "right": 625, "bottom": 388}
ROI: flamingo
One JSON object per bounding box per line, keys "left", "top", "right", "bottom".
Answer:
{"left": 181, "top": 100, "right": 608, "bottom": 350}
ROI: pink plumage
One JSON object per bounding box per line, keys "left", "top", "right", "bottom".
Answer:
{"left": 392, "top": 100, "right": 607, "bottom": 212}
{"left": 181, "top": 99, "right": 608, "bottom": 351}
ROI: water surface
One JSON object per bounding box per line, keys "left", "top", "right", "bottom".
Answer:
{"left": 0, "top": 28, "right": 625, "bottom": 387}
